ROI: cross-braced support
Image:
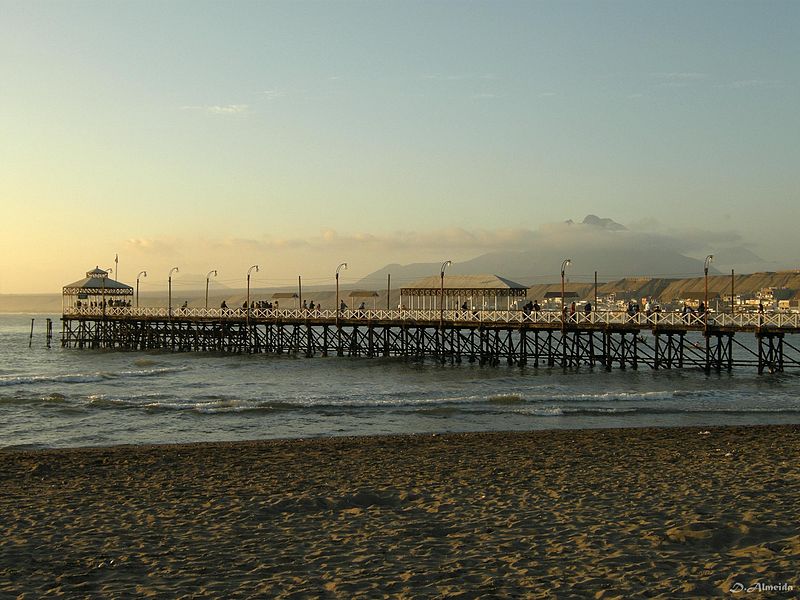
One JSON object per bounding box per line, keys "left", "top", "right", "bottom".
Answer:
{"left": 757, "top": 332, "right": 784, "bottom": 374}
{"left": 61, "top": 316, "right": 799, "bottom": 375}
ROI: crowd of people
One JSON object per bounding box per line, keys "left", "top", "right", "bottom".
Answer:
{"left": 74, "top": 299, "right": 131, "bottom": 309}
{"left": 72, "top": 296, "right": 777, "bottom": 319}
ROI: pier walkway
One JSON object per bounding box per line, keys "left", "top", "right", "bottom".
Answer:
{"left": 65, "top": 305, "right": 800, "bottom": 331}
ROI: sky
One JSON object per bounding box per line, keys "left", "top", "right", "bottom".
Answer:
{"left": 1, "top": 0, "right": 798, "bottom": 293}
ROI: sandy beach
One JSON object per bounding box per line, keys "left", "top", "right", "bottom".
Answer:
{"left": 1, "top": 426, "right": 798, "bottom": 598}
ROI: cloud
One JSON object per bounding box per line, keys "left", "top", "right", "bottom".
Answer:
{"left": 422, "top": 73, "right": 499, "bottom": 82}
{"left": 625, "top": 220, "right": 751, "bottom": 257}
{"left": 126, "top": 237, "right": 179, "bottom": 254}
{"left": 126, "top": 220, "right": 750, "bottom": 259}
{"left": 259, "top": 90, "right": 284, "bottom": 100}
{"left": 716, "top": 79, "right": 785, "bottom": 89}
{"left": 299, "top": 227, "right": 530, "bottom": 251}
{"left": 649, "top": 72, "right": 708, "bottom": 89}
{"left": 120, "top": 217, "right": 763, "bottom": 284}
{"left": 180, "top": 104, "right": 250, "bottom": 115}
{"left": 651, "top": 72, "right": 708, "bottom": 81}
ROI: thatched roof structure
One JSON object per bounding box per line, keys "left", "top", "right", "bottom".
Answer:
{"left": 401, "top": 274, "right": 528, "bottom": 298}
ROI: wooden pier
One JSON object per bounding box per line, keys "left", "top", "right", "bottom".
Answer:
{"left": 61, "top": 307, "right": 800, "bottom": 374}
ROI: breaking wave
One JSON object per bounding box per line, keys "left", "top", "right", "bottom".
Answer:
{"left": 0, "top": 366, "right": 188, "bottom": 387}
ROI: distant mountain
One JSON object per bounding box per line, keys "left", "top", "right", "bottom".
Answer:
{"left": 356, "top": 215, "right": 770, "bottom": 288}
{"left": 358, "top": 245, "right": 712, "bottom": 289}
{"left": 581, "top": 214, "right": 627, "bottom": 230}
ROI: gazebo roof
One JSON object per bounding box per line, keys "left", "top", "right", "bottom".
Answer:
{"left": 63, "top": 267, "right": 133, "bottom": 295}
{"left": 401, "top": 274, "right": 528, "bottom": 297}
{"left": 543, "top": 290, "right": 581, "bottom": 299}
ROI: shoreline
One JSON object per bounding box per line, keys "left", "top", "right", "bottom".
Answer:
{"left": 2, "top": 425, "right": 799, "bottom": 597}
{"left": 0, "top": 421, "right": 796, "bottom": 454}
{"left": 4, "top": 420, "right": 800, "bottom": 453}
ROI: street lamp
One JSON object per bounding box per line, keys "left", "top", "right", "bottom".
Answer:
{"left": 168, "top": 267, "right": 179, "bottom": 318}
{"left": 205, "top": 269, "right": 218, "bottom": 309}
{"left": 704, "top": 254, "right": 714, "bottom": 323}
{"left": 246, "top": 265, "right": 259, "bottom": 315}
{"left": 336, "top": 262, "right": 348, "bottom": 317}
{"left": 246, "top": 265, "right": 259, "bottom": 348}
{"left": 440, "top": 260, "right": 452, "bottom": 325}
{"left": 561, "top": 258, "right": 572, "bottom": 324}
{"left": 136, "top": 271, "right": 147, "bottom": 308}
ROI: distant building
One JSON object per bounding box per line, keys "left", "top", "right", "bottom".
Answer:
{"left": 543, "top": 290, "right": 581, "bottom": 307}
{"left": 679, "top": 291, "right": 721, "bottom": 309}
{"left": 400, "top": 274, "right": 528, "bottom": 310}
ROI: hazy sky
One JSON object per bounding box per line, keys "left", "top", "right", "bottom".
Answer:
{"left": 1, "top": 1, "right": 797, "bottom": 293}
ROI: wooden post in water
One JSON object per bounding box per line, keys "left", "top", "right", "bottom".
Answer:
{"left": 46, "top": 318, "right": 52, "bottom": 348}
{"left": 29, "top": 318, "right": 35, "bottom": 348}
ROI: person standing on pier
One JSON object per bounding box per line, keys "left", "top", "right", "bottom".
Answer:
{"left": 682, "top": 302, "right": 693, "bottom": 323}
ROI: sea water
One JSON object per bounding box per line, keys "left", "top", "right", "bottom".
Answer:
{"left": 1, "top": 313, "right": 799, "bottom": 449}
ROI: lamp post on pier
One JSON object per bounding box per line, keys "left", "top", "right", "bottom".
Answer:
{"left": 246, "top": 265, "right": 259, "bottom": 315}
{"left": 246, "top": 265, "right": 259, "bottom": 348}
{"left": 561, "top": 258, "right": 572, "bottom": 325}
{"left": 136, "top": 271, "right": 147, "bottom": 308}
{"left": 440, "top": 260, "right": 452, "bottom": 327}
{"left": 168, "top": 267, "right": 179, "bottom": 318}
{"left": 704, "top": 255, "right": 713, "bottom": 326}
{"left": 205, "top": 270, "right": 218, "bottom": 309}
{"left": 336, "top": 263, "right": 348, "bottom": 321}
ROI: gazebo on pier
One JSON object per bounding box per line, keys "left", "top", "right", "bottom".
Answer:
{"left": 400, "top": 274, "right": 528, "bottom": 311}
{"left": 62, "top": 267, "right": 133, "bottom": 313}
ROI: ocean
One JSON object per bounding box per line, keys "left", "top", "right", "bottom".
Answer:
{"left": 2, "top": 313, "right": 799, "bottom": 449}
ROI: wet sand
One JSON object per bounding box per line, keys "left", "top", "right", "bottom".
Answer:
{"left": 1, "top": 425, "right": 799, "bottom": 598}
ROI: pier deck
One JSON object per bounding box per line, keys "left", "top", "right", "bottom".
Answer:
{"left": 61, "top": 307, "right": 800, "bottom": 374}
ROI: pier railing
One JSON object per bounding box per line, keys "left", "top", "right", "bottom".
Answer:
{"left": 63, "top": 306, "right": 800, "bottom": 330}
